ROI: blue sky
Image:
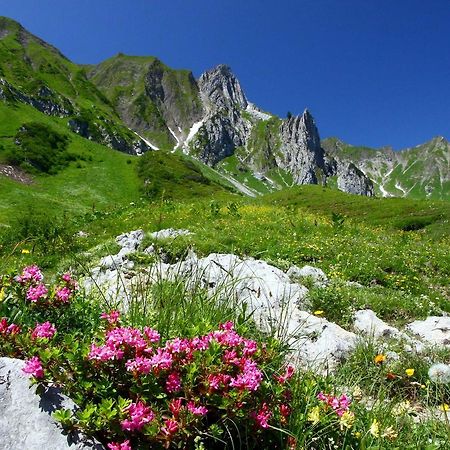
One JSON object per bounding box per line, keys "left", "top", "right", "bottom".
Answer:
{"left": 2, "top": 0, "right": 450, "bottom": 149}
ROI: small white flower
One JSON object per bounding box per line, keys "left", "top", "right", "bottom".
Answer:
{"left": 428, "top": 363, "right": 450, "bottom": 384}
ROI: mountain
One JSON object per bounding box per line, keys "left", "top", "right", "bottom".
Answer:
{"left": 0, "top": 17, "right": 447, "bottom": 200}
{"left": 323, "top": 137, "right": 450, "bottom": 200}
{"left": 88, "top": 58, "right": 374, "bottom": 196}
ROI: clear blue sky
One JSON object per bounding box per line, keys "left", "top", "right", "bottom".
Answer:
{"left": 2, "top": 0, "right": 450, "bottom": 149}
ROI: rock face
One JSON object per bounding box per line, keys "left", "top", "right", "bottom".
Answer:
{"left": 337, "top": 162, "right": 375, "bottom": 196}
{"left": 406, "top": 317, "right": 450, "bottom": 347}
{"left": 277, "top": 111, "right": 329, "bottom": 185}
{"left": 0, "top": 357, "right": 103, "bottom": 450}
{"left": 189, "top": 65, "right": 251, "bottom": 165}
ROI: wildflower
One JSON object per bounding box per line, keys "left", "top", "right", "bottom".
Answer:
{"left": 89, "top": 343, "right": 124, "bottom": 362}
{"left": 392, "top": 400, "right": 411, "bottom": 416}
{"left": 21, "top": 249, "right": 30, "bottom": 254}
{"left": 352, "top": 385, "right": 363, "bottom": 401}
{"left": 252, "top": 403, "right": 272, "bottom": 429}
{"left": 229, "top": 359, "right": 262, "bottom": 391}
{"left": 386, "top": 372, "right": 397, "bottom": 380}
{"left": 161, "top": 418, "right": 178, "bottom": 436}
{"left": 369, "top": 419, "right": 380, "bottom": 437}
{"left": 31, "top": 322, "right": 56, "bottom": 340}
{"left": 26, "top": 284, "right": 48, "bottom": 302}
{"left": 16, "top": 265, "right": 43, "bottom": 284}
{"left": 275, "top": 365, "right": 295, "bottom": 384}
{"left": 428, "top": 363, "right": 450, "bottom": 384}
{"left": 439, "top": 403, "right": 449, "bottom": 411}
{"left": 55, "top": 286, "right": 72, "bottom": 303}
{"left": 144, "top": 326, "right": 160, "bottom": 343}
{"left": 149, "top": 348, "right": 173, "bottom": 371}
{"left": 381, "top": 426, "right": 398, "bottom": 440}
{"left": 313, "top": 310, "right": 324, "bottom": 316}
{"left": 208, "top": 373, "right": 231, "bottom": 391}
{"left": 405, "top": 368, "right": 415, "bottom": 377}
{"left": 169, "top": 398, "right": 183, "bottom": 418}
{"left": 0, "top": 288, "right": 4, "bottom": 302}
{"left": 307, "top": 406, "right": 320, "bottom": 424}
{"left": 121, "top": 401, "right": 155, "bottom": 431}
{"left": 339, "top": 411, "right": 355, "bottom": 430}
{"left": 187, "top": 401, "right": 208, "bottom": 416}
{"left": 374, "top": 354, "right": 386, "bottom": 364}
{"left": 100, "top": 310, "right": 121, "bottom": 325}
{"left": 22, "top": 356, "right": 44, "bottom": 379}
{"left": 0, "top": 318, "right": 20, "bottom": 335}
{"left": 107, "top": 441, "right": 131, "bottom": 450}
{"left": 166, "top": 372, "right": 182, "bottom": 393}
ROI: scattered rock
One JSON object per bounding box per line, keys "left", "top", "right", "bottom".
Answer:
{"left": 149, "top": 228, "right": 191, "bottom": 240}
{"left": 406, "top": 316, "right": 450, "bottom": 347}
{"left": 289, "top": 312, "right": 358, "bottom": 373}
{"left": 0, "top": 357, "right": 103, "bottom": 450}
{"left": 354, "top": 309, "right": 402, "bottom": 339}
{"left": 287, "top": 265, "right": 328, "bottom": 287}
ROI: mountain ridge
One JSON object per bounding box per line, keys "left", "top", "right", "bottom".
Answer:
{"left": 0, "top": 16, "right": 448, "bottom": 200}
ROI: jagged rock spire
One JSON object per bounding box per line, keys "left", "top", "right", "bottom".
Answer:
{"left": 198, "top": 64, "right": 248, "bottom": 111}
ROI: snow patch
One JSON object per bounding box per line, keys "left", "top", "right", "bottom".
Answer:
{"left": 168, "top": 127, "right": 181, "bottom": 150}
{"left": 183, "top": 119, "right": 205, "bottom": 153}
{"left": 132, "top": 131, "right": 159, "bottom": 151}
{"left": 379, "top": 184, "right": 392, "bottom": 198}
{"left": 395, "top": 182, "right": 407, "bottom": 196}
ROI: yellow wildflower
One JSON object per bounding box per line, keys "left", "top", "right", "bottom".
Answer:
{"left": 369, "top": 419, "right": 380, "bottom": 437}
{"left": 0, "top": 288, "right": 4, "bottom": 302}
{"left": 392, "top": 400, "right": 411, "bottom": 416}
{"left": 439, "top": 403, "right": 449, "bottom": 411}
{"left": 313, "top": 310, "right": 324, "bottom": 316}
{"left": 307, "top": 406, "right": 321, "bottom": 424}
{"left": 405, "top": 368, "right": 415, "bottom": 377}
{"left": 374, "top": 354, "right": 386, "bottom": 364}
{"left": 339, "top": 411, "right": 355, "bottom": 430}
{"left": 352, "top": 385, "right": 363, "bottom": 401}
{"left": 381, "top": 426, "right": 398, "bottom": 441}
{"left": 21, "top": 249, "right": 30, "bottom": 254}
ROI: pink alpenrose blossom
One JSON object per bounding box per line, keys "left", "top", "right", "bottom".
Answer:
{"left": 31, "top": 322, "right": 56, "bottom": 340}
{"left": 22, "top": 356, "right": 44, "bottom": 379}
{"left": 107, "top": 440, "right": 131, "bottom": 450}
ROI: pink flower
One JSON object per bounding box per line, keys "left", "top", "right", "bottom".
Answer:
{"left": 219, "top": 321, "right": 234, "bottom": 331}
{"left": 22, "top": 356, "right": 44, "bottom": 379}
{"left": 317, "top": 392, "right": 352, "bottom": 417}
{"left": 280, "top": 404, "right": 291, "bottom": 417}
{"left": 187, "top": 401, "right": 208, "bottom": 416}
{"left": 100, "top": 310, "right": 121, "bottom": 325}
{"left": 125, "top": 356, "right": 152, "bottom": 374}
{"left": 107, "top": 440, "right": 131, "bottom": 450}
{"left": 161, "top": 418, "right": 179, "bottom": 436}
{"left": 121, "top": 401, "right": 155, "bottom": 431}
{"left": 61, "top": 273, "right": 78, "bottom": 289}
{"left": 229, "top": 359, "right": 263, "bottom": 391}
{"left": 88, "top": 344, "right": 124, "bottom": 362}
{"left": 208, "top": 373, "right": 231, "bottom": 391}
{"left": 16, "top": 265, "right": 43, "bottom": 284}
{"left": 253, "top": 403, "right": 272, "bottom": 429}
{"left": 166, "top": 372, "right": 182, "bottom": 393}
{"left": 106, "top": 327, "right": 147, "bottom": 351}
{"left": 0, "top": 318, "right": 21, "bottom": 336}
{"left": 31, "top": 322, "right": 56, "bottom": 340}
{"left": 169, "top": 398, "right": 183, "bottom": 418}
{"left": 55, "top": 286, "right": 72, "bottom": 303}
{"left": 144, "top": 327, "right": 160, "bottom": 343}
{"left": 26, "top": 284, "right": 48, "bottom": 302}
{"left": 149, "top": 348, "right": 173, "bottom": 371}
{"left": 275, "top": 365, "right": 295, "bottom": 384}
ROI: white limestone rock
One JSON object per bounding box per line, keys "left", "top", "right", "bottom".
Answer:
{"left": 406, "top": 316, "right": 450, "bottom": 347}
{"left": 354, "top": 309, "right": 402, "bottom": 339}
{"left": 0, "top": 357, "right": 103, "bottom": 450}
{"left": 289, "top": 312, "right": 358, "bottom": 373}
{"left": 149, "top": 228, "right": 191, "bottom": 240}
{"left": 287, "top": 265, "right": 328, "bottom": 287}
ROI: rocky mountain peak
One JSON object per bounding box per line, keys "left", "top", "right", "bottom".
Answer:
{"left": 198, "top": 64, "right": 248, "bottom": 111}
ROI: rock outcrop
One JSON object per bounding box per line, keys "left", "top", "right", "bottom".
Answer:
{"left": 0, "top": 357, "right": 103, "bottom": 450}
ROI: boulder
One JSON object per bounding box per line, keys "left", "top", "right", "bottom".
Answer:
{"left": 0, "top": 357, "right": 103, "bottom": 449}
{"left": 406, "top": 316, "right": 450, "bottom": 347}
{"left": 287, "top": 265, "right": 328, "bottom": 287}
